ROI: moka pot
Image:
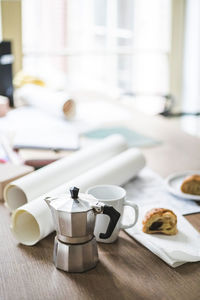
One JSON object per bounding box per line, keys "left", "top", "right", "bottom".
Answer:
{"left": 45, "top": 186, "right": 120, "bottom": 272}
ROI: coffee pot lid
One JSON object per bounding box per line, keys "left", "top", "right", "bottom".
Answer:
{"left": 46, "top": 187, "right": 97, "bottom": 213}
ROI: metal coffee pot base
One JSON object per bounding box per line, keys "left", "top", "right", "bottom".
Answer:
{"left": 46, "top": 187, "right": 120, "bottom": 273}
{"left": 53, "top": 236, "right": 99, "bottom": 273}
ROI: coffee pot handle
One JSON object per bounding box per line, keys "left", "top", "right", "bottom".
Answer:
{"left": 99, "top": 206, "right": 120, "bottom": 239}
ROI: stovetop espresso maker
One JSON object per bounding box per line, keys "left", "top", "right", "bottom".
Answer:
{"left": 45, "top": 187, "right": 120, "bottom": 272}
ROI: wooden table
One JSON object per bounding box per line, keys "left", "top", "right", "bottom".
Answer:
{"left": 1, "top": 110, "right": 200, "bottom": 300}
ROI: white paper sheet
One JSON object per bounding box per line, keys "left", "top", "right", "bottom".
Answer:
{"left": 124, "top": 168, "right": 200, "bottom": 215}
{"left": 0, "top": 106, "right": 79, "bottom": 150}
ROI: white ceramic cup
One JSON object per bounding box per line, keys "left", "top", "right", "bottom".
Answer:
{"left": 86, "top": 185, "right": 139, "bottom": 243}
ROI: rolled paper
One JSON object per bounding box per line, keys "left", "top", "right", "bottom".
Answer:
{"left": 15, "top": 84, "right": 76, "bottom": 119}
{"left": 11, "top": 148, "right": 145, "bottom": 246}
{"left": 4, "top": 134, "right": 127, "bottom": 211}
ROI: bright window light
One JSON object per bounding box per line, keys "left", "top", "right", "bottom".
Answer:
{"left": 22, "top": 0, "right": 171, "bottom": 100}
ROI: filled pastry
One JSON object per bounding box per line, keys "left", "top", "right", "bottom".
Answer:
{"left": 142, "top": 208, "right": 177, "bottom": 235}
{"left": 181, "top": 174, "right": 200, "bottom": 195}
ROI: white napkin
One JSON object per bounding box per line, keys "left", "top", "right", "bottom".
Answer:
{"left": 125, "top": 207, "right": 200, "bottom": 267}
{"left": 123, "top": 168, "right": 200, "bottom": 267}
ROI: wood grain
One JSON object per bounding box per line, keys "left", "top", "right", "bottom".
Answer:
{"left": 1, "top": 110, "right": 200, "bottom": 300}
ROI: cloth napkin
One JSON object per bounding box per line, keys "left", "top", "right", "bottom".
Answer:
{"left": 123, "top": 168, "right": 200, "bottom": 267}
{"left": 125, "top": 207, "right": 200, "bottom": 267}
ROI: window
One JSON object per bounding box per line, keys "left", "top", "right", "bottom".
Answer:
{"left": 22, "top": 0, "right": 171, "bottom": 97}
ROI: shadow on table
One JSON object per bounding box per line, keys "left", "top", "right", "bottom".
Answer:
{"left": 54, "top": 258, "right": 145, "bottom": 300}
{"left": 17, "top": 232, "right": 55, "bottom": 264}
{"left": 174, "top": 260, "right": 200, "bottom": 275}
{"left": 56, "top": 235, "right": 148, "bottom": 300}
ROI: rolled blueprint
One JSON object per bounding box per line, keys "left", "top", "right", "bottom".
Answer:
{"left": 15, "top": 84, "right": 76, "bottom": 119}
{"left": 5, "top": 135, "right": 127, "bottom": 211}
{"left": 11, "top": 148, "right": 145, "bottom": 246}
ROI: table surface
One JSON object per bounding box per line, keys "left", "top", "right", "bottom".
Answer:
{"left": 1, "top": 109, "right": 200, "bottom": 300}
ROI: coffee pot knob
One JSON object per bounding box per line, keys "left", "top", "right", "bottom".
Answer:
{"left": 70, "top": 186, "right": 79, "bottom": 199}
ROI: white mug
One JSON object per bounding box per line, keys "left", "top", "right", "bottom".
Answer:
{"left": 86, "top": 185, "right": 139, "bottom": 243}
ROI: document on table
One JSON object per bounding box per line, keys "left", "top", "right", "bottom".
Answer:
{"left": 124, "top": 167, "right": 200, "bottom": 215}
{"left": 0, "top": 107, "right": 79, "bottom": 150}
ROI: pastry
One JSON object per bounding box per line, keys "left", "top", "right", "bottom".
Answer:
{"left": 142, "top": 208, "right": 177, "bottom": 235}
{"left": 181, "top": 174, "right": 200, "bottom": 195}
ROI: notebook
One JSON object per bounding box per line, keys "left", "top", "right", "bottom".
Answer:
{"left": 0, "top": 107, "right": 80, "bottom": 151}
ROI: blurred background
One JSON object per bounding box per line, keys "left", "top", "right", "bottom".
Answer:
{"left": 1, "top": 0, "right": 183, "bottom": 111}
{"left": 0, "top": 0, "right": 200, "bottom": 163}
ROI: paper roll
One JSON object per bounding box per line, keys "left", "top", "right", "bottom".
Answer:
{"left": 16, "top": 84, "right": 76, "bottom": 119}
{"left": 11, "top": 148, "right": 145, "bottom": 246}
{"left": 5, "top": 135, "right": 127, "bottom": 211}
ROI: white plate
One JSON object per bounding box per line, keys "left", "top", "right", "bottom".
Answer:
{"left": 166, "top": 170, "right": 200, "bottom": 201}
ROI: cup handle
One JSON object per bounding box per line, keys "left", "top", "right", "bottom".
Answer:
{"left": 120, "top": 200, "right": 139, "bottom": 229}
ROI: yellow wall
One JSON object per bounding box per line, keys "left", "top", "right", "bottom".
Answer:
{"left": 1, "top": 0, "right": 22, "bottom": 74}
{"left": 170, "top": 0, "right": 185, "bottom": 111}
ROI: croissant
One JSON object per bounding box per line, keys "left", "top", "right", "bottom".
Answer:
{"left": 142, "top": 208, "right": 177, "bottom": 235}
{"left": 181, "top": 175, "right": 200, "bottom": 195}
